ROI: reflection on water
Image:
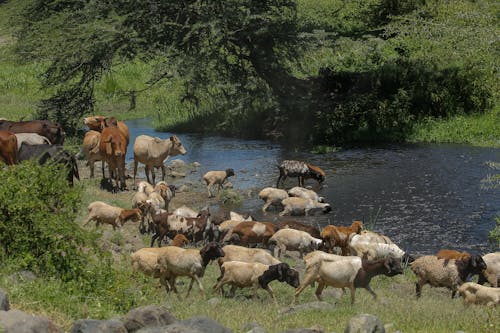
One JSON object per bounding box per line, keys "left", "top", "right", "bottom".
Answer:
{"left": 125, "top": 118, "right": 500, "bottom": 255}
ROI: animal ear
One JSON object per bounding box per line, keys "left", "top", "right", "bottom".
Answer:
{"left": 169, "top": 136, "right": 174, "bottom": 141}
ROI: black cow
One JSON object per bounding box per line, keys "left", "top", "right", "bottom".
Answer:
{"left": 18, "top": 143, "right": 79, "bottom": 186}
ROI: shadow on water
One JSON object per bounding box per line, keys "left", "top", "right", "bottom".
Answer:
{"left": 125, "top": 118, "right": 500, "bottom": 255}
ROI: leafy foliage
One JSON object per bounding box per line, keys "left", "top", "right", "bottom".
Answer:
{"left": 0, "top": 162, "right": 90, "bottom": 280}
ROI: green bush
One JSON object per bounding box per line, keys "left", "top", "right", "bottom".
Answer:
{"left": 489, "top": 217, "right": 500, "bottom": 249}
{"left": 0, "top": 162, "right": 91, "bottom": 281}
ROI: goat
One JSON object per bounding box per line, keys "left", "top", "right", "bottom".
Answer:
{"left": 276, "top": 220, "right": 321, "bottom": 239}
{"left": 258, "top": 187, "right": 288, "bottom": 212}
{"left": 478, "top": 252, "right": 500, "bottom": 287}
{"left": 458, "top": 282, "right": 500, "bottom": 306}
{"left": 83, "top": 201, "right": 141, "bottom": 230}
{"left": 276, "top": 160, "right": 325, "bottom": 188}
{"left": 203, "top": 168, "right": 235, "bottom": 197}
{"left": 321, "top": 221, "right": 363, "bottom": 255}
{"left": 269, "top": 228, "right": 322, "bottom": 259}
{"left": 279, "top": 197, "right": 331, "bottom": 216}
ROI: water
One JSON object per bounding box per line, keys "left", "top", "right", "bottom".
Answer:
{"left": 125, "top": 118, "right": 500, "bottom": 255}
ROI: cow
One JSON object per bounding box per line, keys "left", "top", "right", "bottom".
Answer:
{"left": 100, "top": 126, "right": 127, "bottom": 191}
{"left": 83, "top": 115, "right": 130, "bottom": 145}
{"left": 18, "top": 143, "right": 79, "bottom": 186}
{"left": 0, "top": 120, "right": 65, "bottom": 145}
{"left": 80, "top": 130, "right": 104, "bottom": 178}
{"left": 0, "top": 130, "right": 18, "bottom": 165}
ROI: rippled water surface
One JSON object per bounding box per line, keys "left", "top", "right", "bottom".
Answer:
{"left": 125, "top": 118, "right": 499, "bottom": 255}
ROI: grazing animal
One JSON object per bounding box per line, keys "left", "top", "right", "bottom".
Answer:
{"left": 258, "top": 187, "right": 289, "bottom": 212}
{"left": 269, "top": 228, "right": 323, "bottom": 259}
{"left": 203, "top": 169, "right": 235, "bottom": 198}
{"left": 100, "top": 126, "right": 127, "bottom": 191}
{"left": 170, "top": 234, "right": 190, "bottom": 247}
{"left": 458, "top": 282, "right": 500, "bottom": 306}
{"left": 217, "top": 245, "right": 281, "bottom": 272}
{"left": 214, "top": 261, "right": 299, "bottom": 304}
{"left": 80, "top": 130, "right": 103, "bottom": 178}
{"left": 288, "top": 186, "right": 325, "bottom": 203}
{"left": 276, "top": 160, "right": 325, "bottom": 188}
{"left": 478, "top": 252, "right": 500, "bottom": 287}
{"left": 83, "top": 115, "right": 130, "bottom": 145}
{"left": 0, "top": 130, "right": 18, "bottom": 165}
{"left": 411, "top": 255, "right": 487, "bottom": 298}
{"left": 349, "top": 233, "right": 413, "bottom": 262}
{"left": 279, "top": 197, "right": 331, "bottom": 216}
{"left": 0, "top": 119, "right": 65, "bottom": 145}
{"left": 172, "top": 205, "right": 198, "bottom": 218}
{"left": 18, "top": 143, "right": 79, "bottom": 186}
{"left": 276, "top": 220, "right": 321, "bottom": 239}
{"left": 225, "top": 221, "right": 277, "bottom": 247}
{"left": 137, "top": 181, "right": 155, "bottom": 195}
{"left": 83, "top": 201, "right": 142, "bottom": 230}
{"left": 14, "top": 133, "right": 51, "bottom": 150}
{"left": 133, "top": 135, "right": 187, "bottom": 185}
{"left": 436, "top": 249, "right": 471, "bottom": 261}
{"left": 156, "top": 242, "right": 225, "bottom": 297}
{"left": 320, "top": 221, "right": 364, "bottom": 255}
{"left": 293, "top": 256, "right": 403, "bottom": 305}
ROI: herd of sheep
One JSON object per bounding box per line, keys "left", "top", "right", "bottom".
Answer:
{"left": 75, "top": 117, "right": 500, "bottom": 307}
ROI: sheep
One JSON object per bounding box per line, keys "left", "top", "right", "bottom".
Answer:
{"left": 279, "top": 197, "right": 331, "bottom": 216}
{"left": 14, "top": 133, "right": 51, "bottom": 150}
{"left": 225, "top": 221, "right": 277, "bottom": 247}
{"left": 320, "top": 221, "right": 363, "bottom": 255}
{"left": 217, "top": 245, "right": 281, "bottom": 271}
{"left": 218, "top": 220, "right": 248, "bottom": 242}
{"left": 269, "top": 228, "right": 323, "bottom": 259}
{"left": 137, "top": 181, "right": 155, "bottom": 195}
{"left": 146, "top": 191, "right": 166, "bottom": 213}
{"left": 172, "top": 205, "right": 198, "bottom": 218}
{"left": 214, "top": 261, "right": 300, "bottom": 304}
{"left": 458, "top": 282, "right": 500, "bottom": 306}
{"left": 258, "top": 187, "right": 289, "bottom": 212}
{"left": 355, "top": 230, "right": 394, "bottom": 244}
{"left": 349, "top": 234, "right": 411, "bottom": 262}
{"left": 293, "top": 256, "right": 403, "bottom": 305}
{"left": 276, "top": 160, "right": 326, "bottom": 188}
{"left": 478, "top": 252, "right": 500, "bottom": 287}
{"left": 276, "top": 220, "right": 321, "bottom": 239}
{"left": 211, "top": 208, "right": 254, "bottom": 225}
{"left": 156, "top": 242, "right": 225, "bottom": 297}
{"left": 203, "top": 168, "right": 235, "bottom": 197}
{"left": 436, "top": 249, "right": 472, "bottom": 261}
{"left": 170, "top": 234, "right": 189, "bottom": 247}
{"left": 131, "top": 247, "right": 166, "bottom": 279}
{"left": 83, "top": 201, "right": 142, "bottom": 230}
{"left": 411, "top": 255, "right": 487, "bottom": 298}
{"left": 288, "top": 186, "right": 325, "bottom": 203}
{"left": 154, "top": 181, "right": 175, "bottom": 212}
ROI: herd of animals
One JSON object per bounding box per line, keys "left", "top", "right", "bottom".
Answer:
{"left": 0, "top": 116, "right": 499, "bottom": 308}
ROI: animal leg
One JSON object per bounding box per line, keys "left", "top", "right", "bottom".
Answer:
{"left": 349, "top": 285, "right": 356, "bottom": 305}
{"left": 365, "top": 284, "right": 377, "bottom": 300}
{"left": 193, "top": 275, "right": 205, "bottom": 298}
{"left": 415, "top": 280, "right": 424, "bottom": 298}
{"left": 264, "top": 285, "right": 277, "bottom": 306}
{"left": 315, "top": 282, "right": 326, "bottom": 301}
{"left": 161, "top": 165, "right": 166, "bottom": 181}
{"left": 151, "top": 167, "right": 156, "bottom": 185}
{"left": 145, "top": 165, "right": 151, "bottom": 184}
{"left": 262, "top": 201, "right": 271, "bottom": 212}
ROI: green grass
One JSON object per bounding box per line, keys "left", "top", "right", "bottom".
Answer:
{"left": 409, "top": 106, "right": 500, "bottom": 148}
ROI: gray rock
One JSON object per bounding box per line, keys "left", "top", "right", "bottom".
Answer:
{"left": 192, "top": 162, "right": 201, "bottom": 168}
{"left": 168, "top": 171, "right": 186, "bottom": 178}
{"left": 169, "top": 159, "right": 186, "bottom": 168}
{"left": 137, "top": 316, "right": 232, "bottom": 333}
{"left": 280, "top": 301, "right": 335, "bottom": 315}
{"left": 122, "top": 305, "right": 176, "bottom": 333}
{"left": 344, "top": 314, "right": 385, "bottom": 333}
{"left": 0, "top": 288, "right": 9, "bottom": 311}
{"left": 178, "top": 185, "right": 190, "bottom": 193}
{"left": 8, "top": 270, "right": 37, "bottom": 283}
{"left": 280, "top": 327, "right": 324, "bottom": 333}
{"left": 70, "top": 319, "right": 127, "bottom": 333}
{"left": 0, "top": 309, "right": 63, "bottom": 333}
{"left": 242, "top": 322, "right": 267, "bottom": 333}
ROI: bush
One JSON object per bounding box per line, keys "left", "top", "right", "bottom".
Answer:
{"left": 0, "top": 162, "right": 92, "bottom": 281}
{"left": 489, "top": 217, "right": 500, "bottom": 249}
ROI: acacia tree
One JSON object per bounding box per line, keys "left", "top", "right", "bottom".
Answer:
{"left": 15, "top": 0, "right": 298, "bottom": 136}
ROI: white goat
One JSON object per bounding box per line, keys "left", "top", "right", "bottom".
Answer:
{"left": 269, "top": 228, "right": 322, "bottom": 258}
{"left": 258, "top": 187, "right": 289, "bottom": 212}
{"left": 279, "top": 197, "right": 332, "bottom": 216}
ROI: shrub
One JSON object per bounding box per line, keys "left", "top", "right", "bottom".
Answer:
{"left": 489, "top": 217, "right": 500, "bottom": 249}
{"left": 0, "top": 162, "right": 92, "bottom": 281}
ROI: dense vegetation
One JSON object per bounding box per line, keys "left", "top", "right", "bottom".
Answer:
{"left": 0, "top": 0, "right": 497, "bottom": 145}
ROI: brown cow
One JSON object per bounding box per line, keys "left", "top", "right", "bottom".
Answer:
{"left": 0, "top": 130, "right": 18, "bottom": 165}
{"left": 0, "top": 120, "right": 65, "bottom": 145}
{"left": 81, "top": 130, "right": 104, "bottom": 178}
{"left": 226, "top": 221, "right": 277, "bottom": 247}
{"left": 83, "top": 115, "right": 130, "bottom": 145}
{"left": 99, "top": 127, "right": 127, "bottom": 191}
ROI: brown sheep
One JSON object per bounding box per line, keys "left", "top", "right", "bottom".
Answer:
{"left": 170, "top": 234, "right": 189, "bottom": 247}
{"left": 226, "top": 221, "right": 277, "bottom": 247}
{"left": 320, "top": 221, "right": 364, "bottom": 255}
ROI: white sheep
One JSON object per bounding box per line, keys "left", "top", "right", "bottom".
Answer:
{"left": 458, "top": 282, "right": 500, "bottom": 306}
{"left": 137, "top": 181, "right": 155, "bottom": 195}
{"left": 269, "top": 228, "right": 322, "bottom": 258}
{"left": 354, "top": 230, "right": 394, "bottom": 244}
{"left": 213, "top": 261, "right": 300, "bottom": 304}
{"left": 83, "top": 201, "right": 142, "bottom": 230}
{"left": 218, "top": 220, "right": 249, "bottom": 242}
{"left": 156, "top": 242, "right": 225, "bottom": 297}
{"left": 203, "top": 168, "right": 235, "bottom": 197}
{"left": 131, "top": 247, "right": 167, "bottom": 279}
{"left": 172, "top": 205, "right": 198, "bottom": 218}
{"left": 349, "top": 234, "right": 406, "bottom": 260}
{"left": 479, "top": 252, "right": 500, "bottom": 287}
{"left": 279, "top": 197, "right": 332, "bottom": 216}
{"left": 218, "top": 244, "right": 281, "bottom": 269}
{"left": 258, "top": 187, "right": 289, "bottom": 212}
{"left": 154, "top": 181, "right": 175, "bottom": 211}
{"left": 146, "top": 191, "right": 166, "bottom": 213}
{"left": 288, "top": 186, "right": 325, "bottom": 203}
{"left": 411, "top": 255, "right": 488, "bottom": 298}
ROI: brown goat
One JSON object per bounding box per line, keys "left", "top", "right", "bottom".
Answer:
{"left": 436, "top": 249, "right": 471, "bottom": 261}
{"left": 320, "top": 221, "right": 364, "bottom": 255}
{"left": 226, "top": 221, "right": 277, "bottom": 247}
{"left": 276, "top": 220, "right": 321, "bottom": 239}
{"left": 171, "top": 234, "right": 189, "bottom": 247}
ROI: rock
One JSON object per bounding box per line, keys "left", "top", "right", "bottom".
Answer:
{"left": 344, "top": 314, "right": 385, "bottom": 333}
{"left": 280, "top": 327, "right": 324, "bottom": 333}
{"left": 168, "top": 171, "right": 186, "bottom": 178}
{"left": 122, "top": 305, "right": 177, "bottom": 333}
{"left": 192, "top": 162, "right": 201, "bottom": 167}
{"left": 242, "top": 322, "right": 267, "bottom": 333}
{"left": 0, "top": 289, "right": 9, "bottom": 311}
{"left": 70, "top": 319, "right": 127, "bottom": 333}
{"left": 170, "top": 159, "right": 186, "bottom": 168}
{"left": 280, "top": 301, "right": 335, "bottom": 315}
{"left": 137, "top": 316, "right": 232, "bottom": 333}
{"left": 8, "top": 270, "right": 37, "bottom": 283}
{"left": 178, "top": 185, "right": 190, "bottom": 193}
{"left": 0, "top": 309, "right": 63, "bottom": 333}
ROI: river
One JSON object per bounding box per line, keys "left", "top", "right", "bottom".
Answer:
{"left": 125, "top": 118, "right": 500, "bottom": 256}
